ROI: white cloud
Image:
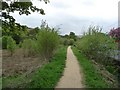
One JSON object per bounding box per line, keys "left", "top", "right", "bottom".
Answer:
{"left": 10, "top": 0, "right": 119, "bottom": 35}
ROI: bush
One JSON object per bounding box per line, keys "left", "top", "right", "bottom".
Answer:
{"left": 7, "top": 36, "right": 16, "bottom": 56}
{"left": 36, "top": 28, "right": 59, "bottom": 60}
{"left": 69, "top": 39, "right": 74, "bottom": 45}
{"left": 2, "top": 36, "right": 9, "bottom": 49}
{"left": 22, "top": 39, "right": 37, "bottom": 57}
{"left": 76, "top": 26, "right": 116, "bottom": 64}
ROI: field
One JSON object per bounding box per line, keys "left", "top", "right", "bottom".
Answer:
{"left": 2, "top": 49, "right": 46, "bottom": 77}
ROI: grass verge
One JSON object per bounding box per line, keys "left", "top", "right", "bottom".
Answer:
{"left": 72, "top": 47, "right": 111, "bottom": 88}
{"left": 25, "top": 46, "right": 67, "bottom": 88}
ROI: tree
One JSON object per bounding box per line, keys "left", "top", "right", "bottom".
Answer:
{"left": 69, "top": 32, "right": 76, "bottom": 41}
{"left": 1, "top": 0, "right": 49, "bottom": 44}
{"left": 1, "top": 0, "right": 49, "bottom": 23}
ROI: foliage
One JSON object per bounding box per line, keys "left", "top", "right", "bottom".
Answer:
{"left": 69, "top": 39, "right": 74, "bottom": 45}
{"left": 2, "top": 0, "right": 49, "bottom": 44}
{"left": 22, "top": 39, "right": 37, "bottom": 57}
{"left": 2, "top": 0, "right": 49, "bottom": 23}
{"left": 2, "top": 36, "right": 9, "bottom": 49}
{"left": 72, "top": 47, "right": 113, "bottom": 88}
{"left": 75, "top": 26, "right": 116, "bottom": 64}
{"left": 36, "top": 27, "right": 59, "bottom": 60}
{"left": 28, "top": 27, "right": 40, "bottom": 39}
{"left": 69, "top": 32, "right": 77, "bottom": 41}
{"left": 109, "top": 27, "right": 120, "bottom": 42}
{"left": 2, "top": 21, "right": 29, "bottom": 44}
{"left": 26, "top": 46, "right": 67, "bottom": 88}
{"left": 7, "top": 36, "right": 16, "bottom": 56}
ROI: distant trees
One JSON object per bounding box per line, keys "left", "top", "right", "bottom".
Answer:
{"left": 60, "top": 32, "right": 77, "bottom": 46}
{"left": 69, "top": 32, "right": 76, "bottom": 41}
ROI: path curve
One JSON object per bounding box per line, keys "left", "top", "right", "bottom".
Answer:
{"left": 55, "top": 46, "right": 84, "bottom": 88}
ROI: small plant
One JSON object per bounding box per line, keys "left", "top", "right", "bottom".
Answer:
{"left": 7, "top": 36, "right": 16, "bottom": 56}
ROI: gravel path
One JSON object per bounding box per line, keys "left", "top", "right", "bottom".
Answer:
{"left": 55, "top": 46, "right": 84, "bottom": 88}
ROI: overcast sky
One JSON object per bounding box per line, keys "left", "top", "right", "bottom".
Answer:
{"left": 10, "top": 0, "right": 119, "bottom": 35}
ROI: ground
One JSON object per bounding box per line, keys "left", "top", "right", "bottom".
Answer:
{"left": 2, "top": 49, "right": 46, "bottom": 77}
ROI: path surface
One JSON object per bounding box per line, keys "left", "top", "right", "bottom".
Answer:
{"left": 55, "top": 46, "right": 84, "bottom": 88}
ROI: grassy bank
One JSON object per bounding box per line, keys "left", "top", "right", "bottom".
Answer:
{"left": 72, "top": 47, "right": 112, "bottom": 88}
{"left": 26, "top": 46, "right": 67, "bottom": 88}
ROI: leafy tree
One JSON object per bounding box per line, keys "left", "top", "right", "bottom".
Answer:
{"left": 1, "top": 0, "right": 49, "bottom": 44}
{"left": 2, "top": 21, "right": 29, "bottom": 44}
{"left": 69, "top": 32, "right": 76, "bottom": 41}
{"left": 2, "top": 0, "right": 49, "bottom": 23}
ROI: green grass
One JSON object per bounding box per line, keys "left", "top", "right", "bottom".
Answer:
{"left": 25, "top": 46, "right": 67, "bottom": 88}
{"left": 72, "top": 47, "right": 111, "bottom": 88}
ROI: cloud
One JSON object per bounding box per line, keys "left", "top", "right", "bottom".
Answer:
{"left": 10, "top": 0, "right": 119, "bottom": 35}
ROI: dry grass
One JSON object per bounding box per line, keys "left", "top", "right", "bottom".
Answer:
{"left": 2, "top": 48, "right": 46, "bottom": 77}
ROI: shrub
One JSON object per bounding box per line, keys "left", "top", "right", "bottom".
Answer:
{"left": 76, "top": 26, "right": 116, "bottom": 64}
{"left": 2, "top": 36, "right": 9, "bottom": 49}
{"left": 7, "top": 36, "right": 16, "bottom": 56}
{"left": 36, "top": 28, "right": 59, "bottom": 60}
{"left": 63, "top": 39, "right": 69, "bottom": 46}
{"left": 22, "top": 39, "right": 37, "bottom": 57}
{"left": 69, "top": 39, "right": 74, "bottom": 45}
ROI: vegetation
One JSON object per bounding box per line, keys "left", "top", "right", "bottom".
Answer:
{"left": 25, "top": 46, "right": 67, "bottom": 88}
{"left": 36, "top": 27, "right": 59, "bottom": 60}
{"left": 2, "top": 1, "right": 119, "bottom": 89}
{"left": 75, "top": 26, "right": 117, "bottom": 65}
{"left": 2, "top": 36, "right": 9, "bottom": 49}
{"left": 2, "top": 46, "right": 67, "bottom": 88}
{"left": 72, "top": 47, "right": 113, "bottom": 88}
{"left": 60, "top": 32, "right": 77, "bottom": 46}
{"left": 22, "top": 39, "right": 37, "bottom": 57}
{"left": 74, "top": 26, "right": 119, "bottom": 87}
{"left": 7, "top": 36, "right": 16, "bottom": 56}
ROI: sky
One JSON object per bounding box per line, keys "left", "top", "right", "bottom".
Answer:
{"left": 10, "top": 0, "right": 119, "bottom": 35}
